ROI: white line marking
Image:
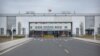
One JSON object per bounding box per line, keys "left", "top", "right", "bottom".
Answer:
{"left": 34, "top": 39, "right": 36, "bottom": 40}
{"left": 56, "top": 39, "right": 58, "bottom": 40}
{"left": 59, "top": 39, "right": 62, "bottom": 40}
{"left": 58, "top": 44, "right": 62, "bottom": 47}
{"left": 40, "top": 39, "right": 43, "bottom": 41}
{"left": 53, "top": 39, "right": 55, "bottom": 41}
{"left": 37, "top": 39, "right": 40, "bottom": 40}
{"left": 64, "top": 39, "right": 68, "bottom": 41}
{"left": 45, "top": 39, "right": 47, "bottom": 40}
{"left": 64, "top": 49, "right": 69, "bottom": 54}
{"left": 0, "top": 39, "right": 32, "bottom": 55}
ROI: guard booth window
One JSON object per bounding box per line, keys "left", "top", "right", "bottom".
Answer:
{"left": 85, "top": 29, "right": 94, "bottom": 35}
{"left": 98, "top": 27, "right": 100, "bottom": 34}
{"left": 0, "top": 28, "right": 4, "bottom": 35}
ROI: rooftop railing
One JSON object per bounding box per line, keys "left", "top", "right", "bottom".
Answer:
{"left": 0, "top": 13, "right": 100, "bottom": 17}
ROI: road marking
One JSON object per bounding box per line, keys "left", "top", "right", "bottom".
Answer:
{"left": 59, "top": 39, "right": 62, "bottom": 40}
{"left": 37, "top": 38, "right": 40, "bottom": 40}
{"left": 53, "top": 39, "right": 55, "bottom": 41}
{"left": 33, "top": 39, "right": 36, "bottom": 40}
{"left": 40, "top": 39, "right": 44, "bottom": 41}
{"left": 64, "top": 39, "right": 68, "bottom": 41}
{"left": 69, "top": 39, "right": 73, "bottom": 40}
{"left": 45, "top": 39, "right": 47, "bottom": 40}
{"left": 58, "top": 44, "right": 62, "bottom": 47}
{"left": 64, "top": 49, "right": 69, "bottom": 54}
{"left": 56, "top": 38, "right": 58, "bottom": 40}
{"left": 0, "top": 39, "right": 32, "bottom": 55}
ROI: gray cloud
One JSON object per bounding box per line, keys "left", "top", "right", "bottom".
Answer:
{"left": 0, "top": 0, "right": 100, "bottom": 13}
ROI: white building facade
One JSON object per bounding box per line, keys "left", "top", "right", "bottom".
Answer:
{"left": 0, "top": 13, "right": 100, "bottom": 37}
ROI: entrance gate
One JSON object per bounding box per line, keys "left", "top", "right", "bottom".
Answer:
{"left": 29, "top": 22, "right": 72, "bottom": 37}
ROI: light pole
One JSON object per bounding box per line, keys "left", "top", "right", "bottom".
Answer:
{"left": 11, "top": 27, "right": 14, "bottom": 40}
{"left": 94, "top": 19, "right": 96, "bottom": 40}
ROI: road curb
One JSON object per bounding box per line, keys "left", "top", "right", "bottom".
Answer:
{"left": 74, "top": 37, "right": 100, "bottom": 44}
{"left": 0, "top": 38, "right": 32, "bottom": 52}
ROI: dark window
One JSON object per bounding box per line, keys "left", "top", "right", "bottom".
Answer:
{"left": 55, "top": 26, "right": 62, "bottom": 29}
{"left": 7, "top": 16, "right": 16, "bottom": 30}
{"left": 98, "top": 27, "right": 100, "bottom": 34}
{"left": 30, "top": 26, "right": 32, "bottom": 29}
{"left": 85, "top": 29, "right": 94, "bottom": 35}
{"left": 76, "top": 28, "right": 79, "bottom": 36}
{"left": 22, "top": 28, "right": 25, "bottom": 35}
{"left": 35, "top": 26, "right": 42, "bottom": 29}
{"left": 0, "top": 28, "right": 4, "bottom": 35}
{"left": 85, "top": 16, "right": 95, "bottom": 29}
{"left": 65, "top": 26, "right": 67, "bottom": 28}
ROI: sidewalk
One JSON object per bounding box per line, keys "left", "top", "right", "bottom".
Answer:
{"left": 74, "top": 37, "right": 100, "bottom": 44}
{"left": 0, "top": 38, "right": 32, "bottom": 52}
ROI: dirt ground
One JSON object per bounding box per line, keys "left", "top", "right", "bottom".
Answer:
{"left": 80, "top": 35, "right": 100, "bottom": 40}
{"left": 0, "top": 36, "right": 24, "bottom": 43}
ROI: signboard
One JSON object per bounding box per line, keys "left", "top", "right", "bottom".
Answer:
{"left": 30, "top": 22, "right": 71, "bottom": 31}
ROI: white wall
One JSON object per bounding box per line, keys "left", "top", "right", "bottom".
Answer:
{"left": 72, "top": 16, "right": 85, "bottom": 36}
{"left": 16, "top": 17, "right": 28, "bottom": 35}
{"left": 16, "top": 16, "right": 72, "bottom": 35}
{"left": 0, "top": 17, "right": 7, "bottom": 35}
{"left": 95, "top": 16, "right": 100, "bottom": 34}
{"left": 54, "top": 16, "right": 72, "bottom": 22}
{"left": 0, "top": 15, "right": 99, "bottom": 36}
{"left": 16, "top": 16, "right": 100, "bottom": 36}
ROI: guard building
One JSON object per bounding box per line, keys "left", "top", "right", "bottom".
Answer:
{"left": 0, "top": 13, "right": 100, "bottom": 37}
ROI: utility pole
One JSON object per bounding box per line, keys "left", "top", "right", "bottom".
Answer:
{"left": 94, "top": 19, "right": 96, "bottom": 40}
{"left": 11, "top": 27, "right": 14, "bottom": 40}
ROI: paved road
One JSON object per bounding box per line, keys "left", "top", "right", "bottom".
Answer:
{"left": 1, "top": 38, "right": 100, "bottom": 56}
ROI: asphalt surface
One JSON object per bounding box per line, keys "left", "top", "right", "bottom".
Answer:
{"left": 1, "top": 38, "right": 100, "bottom": 56}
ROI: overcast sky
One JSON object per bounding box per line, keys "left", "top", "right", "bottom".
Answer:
{"left": 0, "top": 0, "right": 100, "bottom": 13}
